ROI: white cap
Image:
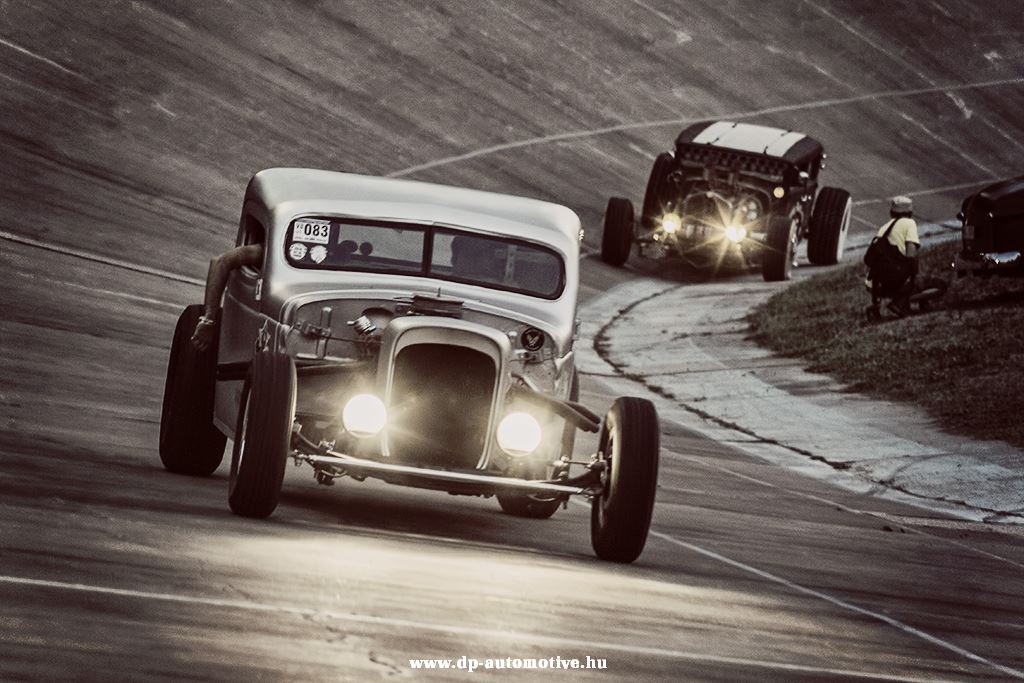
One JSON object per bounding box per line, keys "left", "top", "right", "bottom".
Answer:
{"left": 890, "top": 196, "right": 913, "bottom": 213}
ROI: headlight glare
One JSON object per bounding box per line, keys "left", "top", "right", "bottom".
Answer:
{"left": 724, "top": 225, "right": 747, "bottom": 243}
{"left": 772, "top": 186, "right": 785, "bottom": 199}
{"left": 496, "top": 412, "right": 542, "bottom": 456}
{"left": 661, "top": 213, "right": 681, "bottom": 234}
{"left": 342, "top": 393, "right": 387, "bottom": 438}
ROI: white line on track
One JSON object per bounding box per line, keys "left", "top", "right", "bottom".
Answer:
{"left": 851, "top": 213, "right": 880, "bottom": 229}
{"left": 385, "top": 76, "right": 1024, "bottom": 178}
{"left": 853, "top": 178, "right": 1000, "bottom": 206}
{"left": 0, "top": 230, "right": 203, "bottom": 287}
{"left": 10, "top": 259, "right": 181, "bottom": 309}
{"left": 0, "top": 37, "right": 83, "bottom": 77}
{"left": 58, "top": 278, "right": 182, "bottom": 310}
{"left": 648, "top": 530, "right": 1024, "bottom": 680}
{"left": 568, "top": 503, "right": 1023, "bottom": 679}
{"left": 666, "top": 451, "right": 1024, "bottom": 572}
{"left": 0, "top": 574, "right": 973, "bottom": 682}
{"left": 628, "top": 0, "right": 678, "bottom": 26}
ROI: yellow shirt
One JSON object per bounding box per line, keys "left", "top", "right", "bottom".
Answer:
{"left": 876, "top": 217, "right": 919, "bottom": 257}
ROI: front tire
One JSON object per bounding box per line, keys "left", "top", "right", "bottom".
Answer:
{"left": 591, "top": 397, "right": 660, "bottom": 563}
{"left": 601, "top": 197, "right": 635, "bottom": 267}
{"left": 159, "top": 305, "right": 226, "bottom": 476}
{"left": 807, "top": 187, "right": 852, "bottom": 265}
{"left": 762, "top": 214, "right": 797, "bottom": 282}
{"left": 228, "top": 351, "right": 296, "bottom": 518}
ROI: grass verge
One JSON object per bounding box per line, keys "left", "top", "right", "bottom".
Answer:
{"left": 749, "top": 240, "right": 1024, "bottom": 448}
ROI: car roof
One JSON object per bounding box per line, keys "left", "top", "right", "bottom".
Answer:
{"left": 675, "top": 121, "right": 824, "bottom": 164}
{"left": 979, "top": 175, "right": 1024, "bottom": 204}
{"left": 246, "top": 168, "right": 581, "bottom": 251}
{"left": 962, "top": 175, "right": 1024, "bottom": 218}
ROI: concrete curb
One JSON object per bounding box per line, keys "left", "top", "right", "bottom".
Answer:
{"left": 577, "top": 236, "right": 1024, "bottom": 524}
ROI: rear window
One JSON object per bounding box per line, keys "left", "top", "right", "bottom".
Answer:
{"left": 285, "top": 218, "right": 565, "bottom": 299}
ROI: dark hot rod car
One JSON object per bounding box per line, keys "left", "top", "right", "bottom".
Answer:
{"left": 601, "top": 121, "right": 852, "bottom": 281}
{"left": 955, "top": 175, "right": 1024, "bottom": 276}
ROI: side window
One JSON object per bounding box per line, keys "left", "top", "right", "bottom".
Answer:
{"left": 240, "top": 215, "right": 266, "bottom": 276}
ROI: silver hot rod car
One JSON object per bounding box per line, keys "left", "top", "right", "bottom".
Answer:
{"left": 160, "top": 169, "right": 660, "bottom": 563}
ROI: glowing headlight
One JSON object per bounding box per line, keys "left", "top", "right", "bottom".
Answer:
{"left": 772, "top": 186, "right": 785, "bottom": 199}
{"left": 496, "top": 412, "right": 542, "bottom": 456}
{"left": 724, "top": 225, "right": 747, "bottom": 243}
{"left": 342, "top": 394, "right": 387, "bottom": 438}
{"left": 660, "top": 213, "right": 681, "bottom": 234}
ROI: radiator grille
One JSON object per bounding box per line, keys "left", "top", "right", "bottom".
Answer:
{"left": 676, "top": 145, "right": 788, "bottom": 177}
{"left": 388, "top": 344, "right": 495, "bottom": 468}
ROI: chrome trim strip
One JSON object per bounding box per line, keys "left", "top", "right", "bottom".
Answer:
{"left": 981, "top": 250, "right": 1021, "bottom": 267}
{"left": 955, "top": 250, "right": 1023, "bottom": 272}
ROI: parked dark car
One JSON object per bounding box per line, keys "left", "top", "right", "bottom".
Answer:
{"left": 955, "top": 175, "right": 1024, "bottom": 276}
{"left": 600, "top": 121, "right": 852, "bottom": 281}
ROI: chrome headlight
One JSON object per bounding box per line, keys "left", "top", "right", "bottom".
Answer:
{"left": 496, "top": 412, "right": 542, "bottom": 456}
{"left": 742, "top": 199, "right": 760, "bottom": 222}
{"left": 342, "top": 393, "right": 387, "bottom": 438}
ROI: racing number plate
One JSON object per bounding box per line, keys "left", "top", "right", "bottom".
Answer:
{"left": 293, "top": 219, "right": 332, "bottom": 244}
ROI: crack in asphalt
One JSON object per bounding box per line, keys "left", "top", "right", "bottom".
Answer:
{"left": 368, "top": 651, "right": 404, "bottom": 677}
{"left": 867, "top": 455, "right": 1024, "bottom": 523}
{"left": 302, "top": 613, "right": 404, "bottom": 676}
{"left": 876, "top": 478, "right": 1024, "bottom": 523}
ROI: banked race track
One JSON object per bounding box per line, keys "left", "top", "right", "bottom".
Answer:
{"left": 2, "top": 2, "right": 1024, "bottom": 681}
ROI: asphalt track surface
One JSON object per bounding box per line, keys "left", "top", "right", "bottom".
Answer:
{"left": 2, "top": 2, "right": 1024, "bottom": 681}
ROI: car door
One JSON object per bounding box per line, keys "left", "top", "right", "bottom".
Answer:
{"left": 214, "top": 215, "right": 266, "bottom": 432}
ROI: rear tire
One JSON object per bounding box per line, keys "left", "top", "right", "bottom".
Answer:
{"left": 228, "top": 351, "right": 296, "bottom": 518}
{"left": 591, "top": 397, "right": 660, "bottom": 563}
{"left": 159, "top": 305, "right": 226, "bottom": 476}
{"left": 762, "top": 214, "right": 797, "bottom": 282}
{"left": 641, "top": 152, "right": 674, "bottom": 229}
{"left": 601, "top": 197, "right": 635, "bottom": 267}
{"left": 807, "top": 187, "right": 852, "bottom": 265}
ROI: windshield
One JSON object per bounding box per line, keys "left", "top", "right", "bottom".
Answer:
{"left": 285, "top": 218, "right": 565, "bottom": 299}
